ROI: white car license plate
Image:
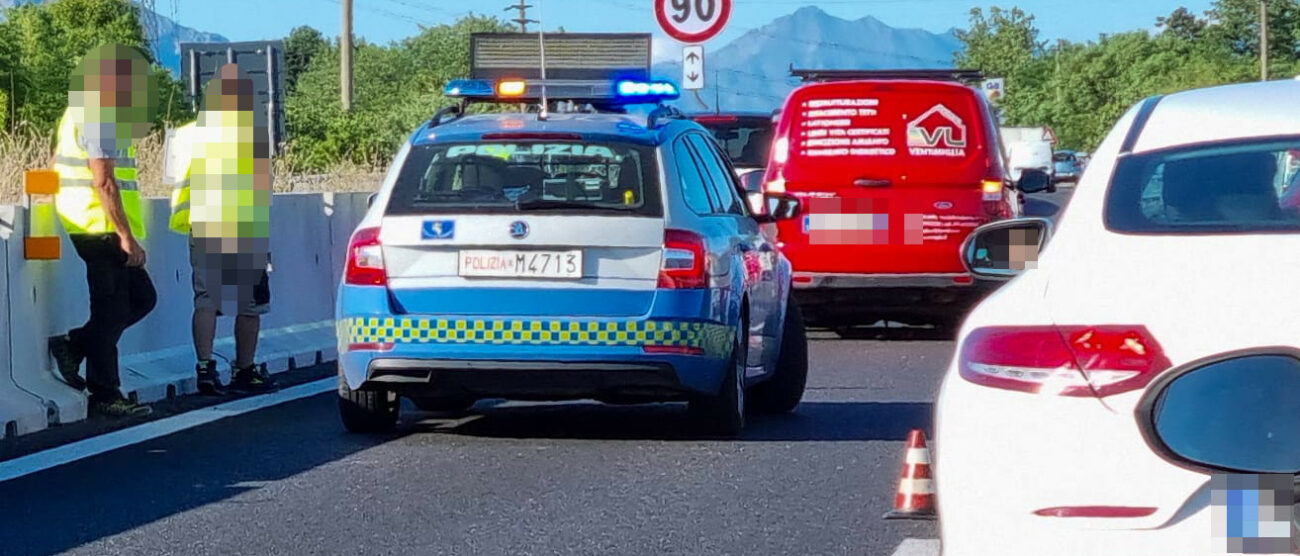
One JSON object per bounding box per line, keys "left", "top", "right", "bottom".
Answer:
{"left": 458, "top": 250, "right": 583, "bottom": 279}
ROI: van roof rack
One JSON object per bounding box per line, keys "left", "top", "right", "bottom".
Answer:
{"left": 789, "top": 67, "right": 985, "bottom": 84}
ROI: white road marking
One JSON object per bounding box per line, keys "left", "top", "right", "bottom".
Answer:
{"left": 890, "top": 538, "right": 941, "bottom": 556}
{"left": 0, "top": 378, "right": 335, "bottom": 484}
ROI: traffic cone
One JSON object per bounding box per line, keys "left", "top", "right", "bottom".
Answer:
{"left": 883, "top": 429, "right": 937, "bottom": 520}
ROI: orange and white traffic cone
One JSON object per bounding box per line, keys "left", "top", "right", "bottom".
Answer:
{"left": 883, "top": 429, "right": 937, "bottom": 520}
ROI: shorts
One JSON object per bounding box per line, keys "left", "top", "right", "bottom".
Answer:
{"left": 190, "top": 237, "right": 271, "bottom": 317}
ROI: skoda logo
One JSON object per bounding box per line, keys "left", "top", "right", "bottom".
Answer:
{"left": 509, "top": 221, "right": 530, "bottom": 239}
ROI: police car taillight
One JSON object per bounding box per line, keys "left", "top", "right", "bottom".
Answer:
{"left": 658, "top": 229, "right": 707, "bottom": 289}
{"left": 344, "top": 227, "right": 386, "bottom": 286}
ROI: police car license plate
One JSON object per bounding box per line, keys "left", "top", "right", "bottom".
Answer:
{"left": 458, "top": 250, "right": 582, "bottom": 279}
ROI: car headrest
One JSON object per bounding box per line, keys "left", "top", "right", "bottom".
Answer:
{"left": 1162, "top": 152, "right": 1278, "bottom": 220}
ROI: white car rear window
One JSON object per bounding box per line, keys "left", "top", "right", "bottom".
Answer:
{"left": 1105, "top": 139, "right": 1300, "bottom": 233}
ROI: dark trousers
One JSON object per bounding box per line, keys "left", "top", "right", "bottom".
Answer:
{"left": 68, "top": 234, "right": 158, "bottom": 403}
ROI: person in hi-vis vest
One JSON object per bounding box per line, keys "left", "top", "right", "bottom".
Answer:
{"left": 165, "top": 63, "right": 274, "bottom": 394}
{"left": 48, "top": 44, "right": 158, "bottom": 418}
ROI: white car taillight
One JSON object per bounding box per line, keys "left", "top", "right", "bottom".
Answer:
{"left": 958, "top": 325, "right": 1172, "bottom": 397}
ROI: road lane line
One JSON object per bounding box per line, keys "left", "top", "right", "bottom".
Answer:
{"left": 890, "top": 538, "right": 941, "bottom": 556}
{"left": 0, "top": 378, "right": 335, "bottom": 484}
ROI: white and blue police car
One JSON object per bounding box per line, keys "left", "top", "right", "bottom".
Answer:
{"left": 335, "top": 77, "right": 807, "bottom": 436}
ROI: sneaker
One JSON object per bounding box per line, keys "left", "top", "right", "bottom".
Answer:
{"left": 48, "top": 335, "right": 86, "bottom": 391}
{"left": 231, "top": 364, "right": 275, "bottom": 393}
{"left": 91, "top": 398, "right": 152, "bottom": 417}
{"left": 196, "top": 360, "right": 223, "bottom": 395}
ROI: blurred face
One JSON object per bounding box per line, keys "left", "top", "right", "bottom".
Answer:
{"left": 69, "top": 43, "right": 156, "bottom": 146}
{"left": 198, "top": 64, "right": 268, "bottom": 164}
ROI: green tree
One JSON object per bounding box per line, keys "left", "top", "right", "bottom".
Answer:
{"left": 284, "top": 14, "right": 512, "bottom": 171}
{"left": 1205, "top": 0, "right": 1300, "bottom": 64}
{"left": 954, "top": 7, "right": 1043, "bottom": 84}
{"left": 1158, "top": 7, "right": 1208, "bottom": 41}
{"left": 956, "top": 5, "right": 1262, "bottom": 151}
{"left": 284, "top": 25, "right": 329, "bottom": 95}
{"left": 0, "top": 0, "right": 162, "bottom": 131}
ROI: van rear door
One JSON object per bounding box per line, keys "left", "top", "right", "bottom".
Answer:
{"left": 768, "top": 81, "right": 999, "bottom": 275}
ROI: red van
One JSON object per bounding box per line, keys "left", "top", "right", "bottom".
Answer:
{"left": 762, "top": 72, "right": 1048, "bottom": 330}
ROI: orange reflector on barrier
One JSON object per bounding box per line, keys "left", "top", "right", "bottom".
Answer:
{"left": 24, "top": 169, "right": 59, "bottom": 195}
{"left": 25, "top": 169, "right": 62, "bottom": 260}
{"left": 24, "top": 236, "right": 60, "bottom": 260}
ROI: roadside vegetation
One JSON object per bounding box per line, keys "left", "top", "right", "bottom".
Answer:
{"left": 1, "top": 0, "right": 1297, "bottom": 199}
{"left": 958, "top": 0, "right": 1300, "bottom": 151}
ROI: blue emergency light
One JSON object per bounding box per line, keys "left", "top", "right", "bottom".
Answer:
{"left": 444, "top": 79, "right": 496, "bottom": 99}
{"left": 615, "top": 80, "right": 679, "bottom": 101}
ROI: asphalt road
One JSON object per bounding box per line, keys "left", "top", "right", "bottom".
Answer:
{"left": 0, "top": 187, "right": 1076, "bottom": 556}
{"left": 0, "top": 335, "right": 947, "bottom": 556}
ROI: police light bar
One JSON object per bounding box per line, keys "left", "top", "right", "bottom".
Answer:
{"left": 443, "top": 78, "right": 679, "bottom": 104}
{"left": 616, "top": 80, "right": 678, "bottom": 100}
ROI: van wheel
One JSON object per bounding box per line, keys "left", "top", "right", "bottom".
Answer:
{"left": 411, "top": 395, "right": 476, "bottom": 413}
{"left": 749, "top": 301, "right": 808, "bottom": 414}
{"left": 689, "top": 321, "right": 746, "bottom": 437}
{"left": 339, "top": 384, "right": 399, "bottom": 433}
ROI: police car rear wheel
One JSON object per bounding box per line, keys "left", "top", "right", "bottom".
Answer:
{"left": 749, "top": 301, "right": 808, "bottom": 414}
{"left": 689, "top": 321, "right": 746, "bottom": 437}
{"left": 338, "top": 386, "right": 399, "bottom": 433}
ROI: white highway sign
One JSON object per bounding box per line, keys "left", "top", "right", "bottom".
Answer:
{"left": 683, "top": 46, "right": 705, "bottom": 90}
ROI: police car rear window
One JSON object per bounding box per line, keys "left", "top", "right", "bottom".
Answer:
{"left": 386, "top": 141, "right": 661, "bottom": 216}
{"left": 1104, "top": 138, "right": 1300, "bottom": 234}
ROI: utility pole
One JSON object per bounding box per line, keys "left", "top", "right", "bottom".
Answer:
{"left": 505, "top": 1, "right": 538, "bottom": 33}
{"left": 1258, "top": 0, "right": 1268, "bottom": 81}
{"left": 341, "top": 0, "right": 353, "bottom": 111}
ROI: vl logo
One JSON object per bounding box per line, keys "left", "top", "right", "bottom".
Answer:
{"left": 907, "top": 104, "right": 968, "bottom": 157}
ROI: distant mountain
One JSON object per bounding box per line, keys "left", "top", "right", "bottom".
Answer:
{"left": 0, "top": 0, "right": 227, "bottom": 74}
{"left": 653, "top": 6, "right": 965, "bottom": 113}
{"left": 140, "top": 7, "right": 228, "bottom": 74}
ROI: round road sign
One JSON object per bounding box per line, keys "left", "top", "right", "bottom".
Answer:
{"left": 655, "top": 0, "right": 732, "bottom": 43}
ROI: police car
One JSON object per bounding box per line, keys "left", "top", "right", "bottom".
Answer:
{"left": 335, "top": 77, "right": 807, "bottom": 436}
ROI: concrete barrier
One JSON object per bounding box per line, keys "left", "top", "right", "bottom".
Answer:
{"left": 0, "top": 192, "right": 368, "bottom": 439}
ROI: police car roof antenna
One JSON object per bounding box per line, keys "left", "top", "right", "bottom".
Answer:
{"left": 536, "top": 0, "right": 549, "bottom": 121}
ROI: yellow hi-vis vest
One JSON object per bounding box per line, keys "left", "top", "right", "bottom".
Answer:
{"left": 51, "top": 107, "right": 146, "bottom": 239}
{"left": 165, "top": 122, "right": 198, "bottom": 235}
{"left": 168, "top": 113, "right": 271, "bottom": 240}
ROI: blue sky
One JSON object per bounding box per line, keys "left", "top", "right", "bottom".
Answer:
{"left": 153, "top": 0, "right": 1217, "bottom": 57}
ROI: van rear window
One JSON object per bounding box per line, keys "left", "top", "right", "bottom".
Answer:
{"left": 386, "top": 141, "right": 661, "bottom": 216}
{"left": 777, "top": 83, "right": 991, "bottom": 188}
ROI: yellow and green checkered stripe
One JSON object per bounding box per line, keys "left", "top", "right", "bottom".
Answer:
{"left": 339, "top": 317, "right": 734, "bottom": 358}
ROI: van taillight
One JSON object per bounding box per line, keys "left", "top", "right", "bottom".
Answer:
{"left": 772, "top": 137, "right": 789, "bottom": 164}
{"left": 658, "top": 229, "right": 707, "bottom": 289}
{"left": 982, "top": 179, "right": 1006, "bottom": 217}
{"left": 958, "top": 325, "right": 1171, "bottom": 397}
{"left": 344, "top": 227, "right": 387, "bottom": 286}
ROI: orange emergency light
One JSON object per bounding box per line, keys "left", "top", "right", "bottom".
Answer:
{"left": 497, "top": 80, "right": 527, "bottom": 97}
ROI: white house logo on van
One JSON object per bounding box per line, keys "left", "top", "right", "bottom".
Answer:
{"left": 907, "top": 104, "right": 968, "bottom": 158}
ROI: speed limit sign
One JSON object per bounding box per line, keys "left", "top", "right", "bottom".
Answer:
{"left": 655, "top": 0, "right": 732, "bottom": 43}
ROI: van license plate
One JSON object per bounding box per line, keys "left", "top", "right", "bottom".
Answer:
{"left": 458, "top": 250, "right": 582, "bottom": 279}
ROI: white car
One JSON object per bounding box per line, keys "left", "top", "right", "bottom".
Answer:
{"left": 935, "top": 79, "right": 1300, "bottom": 555}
